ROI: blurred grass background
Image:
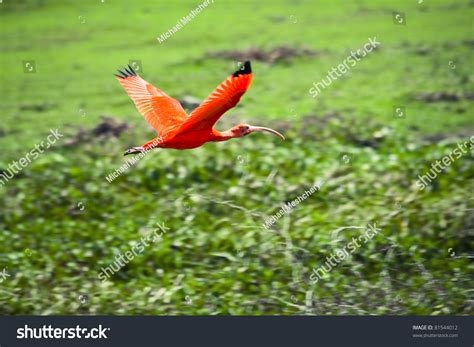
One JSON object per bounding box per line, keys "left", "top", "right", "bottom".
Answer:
{"left": 0, "top": 0, "right": 473, "bottom": 315}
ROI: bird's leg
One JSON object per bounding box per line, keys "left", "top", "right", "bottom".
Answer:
{"left": 123, "top": 146, "right": 145, "bottom": 156}
{"left": 142, "top": 137, "right": 164, "bottom": 150}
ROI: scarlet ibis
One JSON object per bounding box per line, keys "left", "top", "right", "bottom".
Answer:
{"left": 114, "top": 61, "right": 285, "bottom": 155}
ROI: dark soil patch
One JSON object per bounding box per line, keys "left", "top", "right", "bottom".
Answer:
{"left": 179, "top": 95, "right": 201, "bottom": 112}
{"left": 208, "top": 46, "right": 318, "bottom": 64}
{"left": 415, "top": 92, "right": 474, "bottom": 102}
{"left": 462, "top": 39, "right": 474, "bottom": 48}
{"left": 19, "top": 103, "right": 56, "bottom": 112}
{"left": 64, "top": 116, "right": 130, "bottom": 146}
{"left": 412, "top": 47, "right": 431, "bottom": 56}
{"left": 267, "top": 16, "right": 286, "bottom": 23}
{"left": 422, "top": 130, "right": 474, "bottom": 144}
{"left": 298, "top": 113, "right": 389, "bottom": 148}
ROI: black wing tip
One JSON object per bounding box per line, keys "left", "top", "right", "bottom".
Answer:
{"left": 232, "top": 61, "right": 251, "bottom": 77}
{"left": 114, "top": 64, "right": 138, "bottom": 79}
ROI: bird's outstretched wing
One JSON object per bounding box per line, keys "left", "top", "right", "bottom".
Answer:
{"left": 176, "top": 61, "right": 253, "bottom": 134}
{"left": 115, "top": 65, "right": 187, "bottom": 137}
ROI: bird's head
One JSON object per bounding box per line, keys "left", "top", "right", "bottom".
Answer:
{"left": 230, "top": 123, "right": 285, "bottom": 140}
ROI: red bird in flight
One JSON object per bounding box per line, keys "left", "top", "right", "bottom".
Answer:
{"left": 115, "top": 61, "right": 284, "bottom": 155}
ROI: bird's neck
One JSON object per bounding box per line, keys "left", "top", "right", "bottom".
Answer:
{"left": 210, "top": 129, "right": 235, "bottom": 142}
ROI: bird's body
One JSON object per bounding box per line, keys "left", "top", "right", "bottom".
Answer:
{"left": 114, "top": 61, "right": 284, "bottom": 155}
{"left": 154, "top": 130, "right": 216, "bottom": 150}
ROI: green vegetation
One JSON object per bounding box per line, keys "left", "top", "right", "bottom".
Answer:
{"left": 0, "top": 0, "right": 472, "bottom": 315}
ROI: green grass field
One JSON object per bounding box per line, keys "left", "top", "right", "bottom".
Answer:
{"left": 0, "top": 0, "right": 473, "bottom": 315}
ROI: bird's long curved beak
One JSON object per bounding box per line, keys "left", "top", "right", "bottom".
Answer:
{"left": 250, "top": 126, "right": 285, "bottom": 140}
